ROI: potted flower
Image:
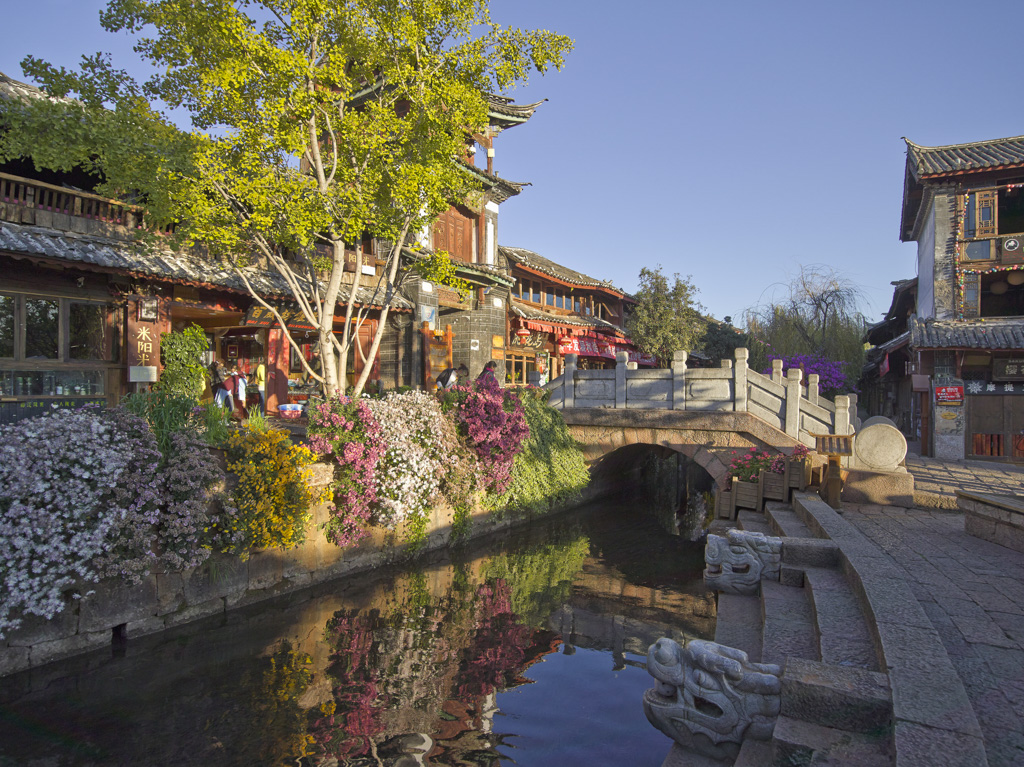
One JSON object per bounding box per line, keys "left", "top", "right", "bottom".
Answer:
{"left": 715, "top": 445, "right": 811, "bottom": 519}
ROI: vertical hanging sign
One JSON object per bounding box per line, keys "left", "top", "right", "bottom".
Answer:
{"left": 128, "top": 296, "right": 162, "bottom": 382}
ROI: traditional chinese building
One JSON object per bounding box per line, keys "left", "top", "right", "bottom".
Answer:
{"left": 501, "top": 245, "right": 651, "bottom": 385}
{"left": 863, "top": 134, "right": 1024, "bottom": 460}
{"left": 394, "top": 96, "right": 543, "bottom": 387}
{"left": 0, "top": 71, "right": 407, "bottom": 421}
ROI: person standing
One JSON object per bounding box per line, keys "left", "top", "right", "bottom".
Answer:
{"left": 224, "top": 366, "right": 239, "bottom": 417}
{"left": 236, "top": 368, "right": 248, "bottom": 415}
{"left": 476, "top": 360, "right": 499, "bottom": 387}
{"left": 254, "top": 356, "right": 267, "bottom": 414}
{"left": 210, "top": 360, "right": 233, "bottom": 411}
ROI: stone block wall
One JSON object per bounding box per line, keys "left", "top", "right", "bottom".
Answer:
{"left": 0, "top": 463, "right": 550, "bottom": 677}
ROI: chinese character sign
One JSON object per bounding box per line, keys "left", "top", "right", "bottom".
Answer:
{"left": 128, "top": 297, "right": 164, "bottom": 372}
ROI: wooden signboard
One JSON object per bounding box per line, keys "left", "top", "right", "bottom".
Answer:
{"left": 422, "top": 322, "right": 453, "bottom": 388}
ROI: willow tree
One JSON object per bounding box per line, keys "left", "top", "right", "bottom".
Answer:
{"left": 2, "top": 0, "right": 571, "bottom": 396}
{"left": 743, "top": 265, "right": 868, "bottom": 390}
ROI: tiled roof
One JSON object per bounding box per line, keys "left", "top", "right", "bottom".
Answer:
{"left": 510, "top": 298, "right": 628, "bottom": 336}
{"left": 0, "top": 71, "right": 50, "bottom": 103}
{"left": 905, "top": 136, "right": 1024, "bottom": 178}
{"left": 0, "top": 220, "right": 410, "bottom": 309}
{"left": 486, "top": 94, "right": 545, "bottom": 129}
{"left": 500, "top": 245, "right": 629, "bottom": 296}
{"left": 457, "top": 160, "right": 527, "bottom": 203}
{"left": 909, "top": 315, "right": 1024, "bottom": 350}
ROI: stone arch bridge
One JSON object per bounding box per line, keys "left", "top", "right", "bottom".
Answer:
{"left": 543, "top": 348, "right": 859, "bottom": 489}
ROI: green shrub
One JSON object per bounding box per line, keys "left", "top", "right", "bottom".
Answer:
{"left": 157, "top": 324, "right": 208, "bottom": 401}
{"left": 120, "top": 389, "right": 201, "bottom": 455}
{"left": 487, "top": 388, "right": 589, "bottom": 514}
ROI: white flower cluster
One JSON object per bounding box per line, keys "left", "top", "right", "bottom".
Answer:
{"left": 367, "top": 391, "right": 450, "bottom": 526}
{"left": 0, "top": 411, "right": 132, "bottom": 638}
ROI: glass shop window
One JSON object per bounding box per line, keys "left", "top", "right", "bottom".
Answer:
{"left": 25, "top": 298, "right": 59, "bottom": 359}
{"left": 70, "top": 302, "right": 111, "bottom": 361}
{"left": 0, "top": 294, "right": 12, "bottom": 358}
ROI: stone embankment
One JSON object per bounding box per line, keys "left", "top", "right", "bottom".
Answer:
{"left": 0, "top": 463, "right": 592, "bottom": 677}
{"left": 672, "top": 490, "right": 994, "bottom": 767}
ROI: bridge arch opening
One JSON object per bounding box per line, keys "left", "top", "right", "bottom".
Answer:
{"left": 588, "top": 443, "right": 718, "bottom": 541}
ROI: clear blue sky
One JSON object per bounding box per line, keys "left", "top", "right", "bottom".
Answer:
{"left": 3, "top": 0, "right": 1023, "bottom": 324}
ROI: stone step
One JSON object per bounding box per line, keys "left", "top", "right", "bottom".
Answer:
{"left": 732, "top": 737, "right": 772, "bottom": 767}
{"left": 765, "top": 502, "right": 814, "bottom": 538}
{"left": 761, "top": 579, "right": 819, "bottom": 667}
{"left": 780, "top": 657, "right": 891, "bottom": 735}
{"left": 780, "top": 537, "right": 842, "bottom": 571}
{"left": 714, "top": 593, "right": 763, "bottom": 663}
{"left": 736, "top": 509, "right": 773, "bottom": 535}
{"left": 804, "top": 567, "right": 880, "bottom": 671}
{"left": 771, "top": 715, "right": 892, "bottom": 766}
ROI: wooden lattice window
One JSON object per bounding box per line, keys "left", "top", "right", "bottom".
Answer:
{"left": 962, "top": 272, "right": 981, "bottom": 318}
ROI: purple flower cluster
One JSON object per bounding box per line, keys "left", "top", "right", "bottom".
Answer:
{"left": 161, "top": 429, "right": 237, "bottom": 568}
{"left": 307, "top": 396, "right": 386, "bottom": 547}
{"left": 439, "top": 378, "right": 529, "bottom": 494}
{"left": 0, "top": 405, "right": 236, "bottom": 638}
{"left": 763, "top": 354, "right": 855, "bottom": 398}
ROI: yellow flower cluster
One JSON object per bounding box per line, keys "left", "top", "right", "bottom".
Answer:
{"left": 226, "top": 427, "right": 329, "bottom": 551}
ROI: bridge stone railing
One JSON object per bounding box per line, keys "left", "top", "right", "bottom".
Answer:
{"left": 544, "top": 347, "right": 858, "bottom": 445}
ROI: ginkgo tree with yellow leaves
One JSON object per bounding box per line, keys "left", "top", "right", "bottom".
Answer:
{"left": 0, "top": 0, "right": 572, "bottom": 397}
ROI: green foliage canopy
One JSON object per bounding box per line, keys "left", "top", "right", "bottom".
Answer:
{"left": 625, "top": 267, "right": 705, "bottom": 366}
{"left": 0, "top": 0, "right": 572, "bottom": 397}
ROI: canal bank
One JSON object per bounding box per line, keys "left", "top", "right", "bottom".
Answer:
{"left": 0, "top": 454, "right": 636, "bottom": 679}
{"left": 0, "top": 497, "right": 715, "bottom": 767}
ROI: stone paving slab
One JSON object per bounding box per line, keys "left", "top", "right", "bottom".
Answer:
{"left": 843, "top": 472, "right": 1024, "bottom": 767}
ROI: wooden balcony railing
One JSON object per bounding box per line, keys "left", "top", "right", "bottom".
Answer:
{"left": 0, "top": 172, "right": 174, "bottom": 235}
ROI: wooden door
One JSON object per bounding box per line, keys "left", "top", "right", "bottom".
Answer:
{"left": 968, "top": 395, "right": 1006, "bottom": 458}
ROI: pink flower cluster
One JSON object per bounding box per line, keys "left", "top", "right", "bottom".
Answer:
{"left": 729, "top": 444, "right": 810, "bottom": 481}
{"left": 307, "top": 397, "right": 385, "bottom": 547}
{"left": 440, "top": 377, "right": 529, "bottom": 494}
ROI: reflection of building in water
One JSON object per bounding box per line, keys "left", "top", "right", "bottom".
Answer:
{"left": 549, "top": 558, "right": 716, "bottom": 668}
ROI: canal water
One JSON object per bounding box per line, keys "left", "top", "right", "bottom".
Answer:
{"left": 0, "top": 496, "right": 714, "bottom": 767}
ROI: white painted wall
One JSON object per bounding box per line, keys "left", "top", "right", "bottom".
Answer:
{"left": 917, "top": 202, "right": 936, "bottom": 319}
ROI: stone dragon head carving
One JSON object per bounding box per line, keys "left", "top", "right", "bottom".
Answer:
{"left": 703, "top": 529, "right": 782, "bottom": 595}
{"left": 643, "top": 637, "right": 781, "bottom": 760}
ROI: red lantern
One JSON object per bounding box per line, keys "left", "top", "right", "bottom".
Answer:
{"left": 515, "top": 325, "right": 531, "bottom": 340}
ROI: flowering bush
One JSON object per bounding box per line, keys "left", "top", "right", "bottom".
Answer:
{"left": 161, "top": 428, "right": 239, "bottom": 568}
{"left": 226, "top": 425, "right": 326, "bottom": 555}
{"left": 366, "top": 390, "right": 471, "bottom": 548}
{"left": 307, "top": 396, "right": 385, "bottom": 547}
{"left": 91, "top": 407, "right": 166, "bottom": 582}
{"left": 438, "top": 377, "right": 529, "bottom": 494}
{"left": 0, "top": 409, "right": 144, "bottom": 637}
{"left": 763, "top": 354, "right": 855, "bottom": 399}
{"left": 728, "top": 444, "right": 810, "bottom": 481}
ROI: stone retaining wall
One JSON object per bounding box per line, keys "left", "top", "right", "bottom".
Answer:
{"left": 958, "top": 489, "right": 1024, "bottom": 554}
{"left": 1, "top": 461, "right": 590, "bottom": 677}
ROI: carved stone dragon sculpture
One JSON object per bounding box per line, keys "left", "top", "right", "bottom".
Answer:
{"left": 643, "top": 637, "right": 782, "bottom": 760}
{"left": 703, "top": 529, "right": 782, "bottom": 595}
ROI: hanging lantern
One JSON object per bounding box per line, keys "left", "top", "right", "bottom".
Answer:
{"left": 991, "top": 281, "right": 1009, "bottom": 295}
{"left": 515, "top": 325, "right": 531, "bottom": 340}
{"left": 1008, "top": 271, "right": 1024, "bottom": 286}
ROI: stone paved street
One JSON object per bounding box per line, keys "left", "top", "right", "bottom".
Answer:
{"left": 843, "top": 454, "right": 1024, "bottom": 766}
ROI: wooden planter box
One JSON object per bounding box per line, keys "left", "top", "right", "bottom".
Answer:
{"left": 715, "top": 458, "right": 810, "bottom": 520}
